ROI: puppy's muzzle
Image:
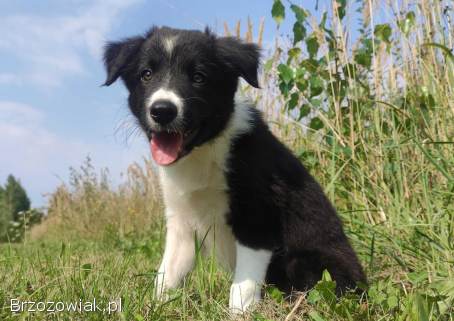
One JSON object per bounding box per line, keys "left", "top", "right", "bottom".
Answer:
{"left": 150, "top": 100, "right": 178, "bottom": 125}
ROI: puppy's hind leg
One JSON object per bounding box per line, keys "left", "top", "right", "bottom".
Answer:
{"left": 285, "top": 248, "right": 366, "bottom": 295}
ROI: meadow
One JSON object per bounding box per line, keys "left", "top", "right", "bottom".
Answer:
{"left": 1, "top": 0, "right": 453, "bottom": 320}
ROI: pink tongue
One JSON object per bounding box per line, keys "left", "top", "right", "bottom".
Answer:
{"left": 150, "top": 132, "right": 183, "bottom": 165}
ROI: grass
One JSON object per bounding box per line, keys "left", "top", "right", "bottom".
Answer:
{"left": 1, "top": 0, "right": 454, "bottom": 320}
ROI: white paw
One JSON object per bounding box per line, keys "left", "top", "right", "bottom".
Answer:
{"left": 229, "top": 280, "right": 262, "bottom": 314}
{"left": 153, "top": 271, "right": 169, "bottom": 301}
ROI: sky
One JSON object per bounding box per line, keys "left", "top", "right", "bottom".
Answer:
{"left": 0, "top": 0, "right": 334, "bottom": 207}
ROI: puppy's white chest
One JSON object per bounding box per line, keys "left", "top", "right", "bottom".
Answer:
{"left": 157, "top": 101, "right": 254, "bottom": 270}
{"left": 158, "top": 140, "right": 236, "bottom": 269}
{"left": 159, "top": 138, "right": 230, "bottom": 217}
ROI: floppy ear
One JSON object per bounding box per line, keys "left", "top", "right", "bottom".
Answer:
{"left": 216, "top": 37, "right": 260, "bottom": 88}
{"left": 103, "top": 36, "right": 144, "bottom": 86}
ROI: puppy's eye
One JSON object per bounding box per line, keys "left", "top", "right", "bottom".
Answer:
{"left": 141, "top": 69, "right": 152, "bottom": 82}
{"left": 192, "top": 72, "right": 206, "bottom": 84}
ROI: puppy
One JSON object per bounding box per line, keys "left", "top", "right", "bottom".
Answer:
{"left": 103, "top": 26, "right": 366, "bottom": 313}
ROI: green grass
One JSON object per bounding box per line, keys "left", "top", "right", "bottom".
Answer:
{"left": 1, "top": 182, "right": 453, "bottom": 321}
{"left": 0, "top": 230, "right": 269, "bottom": 321}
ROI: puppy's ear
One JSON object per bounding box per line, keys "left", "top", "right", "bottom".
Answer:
{"left": 103, "top": 36, "right": 144, "bottom": 86}
{"left": 216, "top": 37, "right": 260, "bottom": 88}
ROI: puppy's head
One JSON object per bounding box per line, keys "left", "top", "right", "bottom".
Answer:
{"left": 103, "top": 26, "right": 260, "bottom": 165}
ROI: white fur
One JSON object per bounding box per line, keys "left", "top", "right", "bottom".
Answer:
{"left": 154, "top": 213, "right": 196, "bottom": 298}
{"left": 155, "top": 98, "right": 257, "bottom": 304}
{"left": 147, "top": 88, "right": 183, "bottom": 113}
{"left": 146, "top": 88, "right": 184, "bottom": 131}
{"left": 163, "top": 36, "right": 177, "bottom": 55}
{"left": 229, "top": 242, "right": 272, "bottom": 313}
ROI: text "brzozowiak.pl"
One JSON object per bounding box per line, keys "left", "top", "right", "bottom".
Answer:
{"left": 10, "top": 298, "right": 122, "bottom": 314}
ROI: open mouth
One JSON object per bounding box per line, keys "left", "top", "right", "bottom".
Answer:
{"left": 150, "top": 129, "right": 198, "bottom": 166}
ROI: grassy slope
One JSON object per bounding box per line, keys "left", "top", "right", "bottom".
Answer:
{"left": 0, "top": 198, "right": 452, "bottom": 321}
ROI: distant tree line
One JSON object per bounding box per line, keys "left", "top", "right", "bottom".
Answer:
{"left": 0, "top": 175, "right": 43, "bottom": 242}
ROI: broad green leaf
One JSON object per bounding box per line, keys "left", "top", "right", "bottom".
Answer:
{"left": 307, "top": 288, "right": 321, "bottom": 304}
{"left": 310, "top": 76, "right": 324, "bottom": 97}
{"left": 387, "top": 295, "right": 398, "bottom": 309}
{"left": 374, "top": 23, "right": 392, "bottom": 43}
{"left": 301, "top": 58, "right": 319, "bottom": 72}
{"left": 310, "top": 117, "right": 324, "bottom": 130}
{"left": 272, "top": 0, "right": 285, "bottom": 25}
{"left": 279, "top": 81, "right": 293, "bottom": 97}
{"left": 266, "top": 286, "right": 284, "bottom": 303}
{"left": 290, "top": 4, "right": 307, "bottom": 22}
{"left": 277, "top": 64, "right": 294, "bottom": 84}
{"left": 296, "top": 79, "right": 308, "bottom": 92}
{"left": 295, "top": 67, "right": 305, "bottom": 79}
{"left": 293, "top": 22, "right": 306, "bottom": 44}
{"left": 288, "top": 93, "right": 299, "bottom": 110}
{"left": 335, "top": 0, "right": 347, "bottom": 20}
{"left": 408, "top": 271, "right": 428, "bottom": 285}
{"left": 399, "top": 11, "right": 416, "bottom": 35}
{"left": 288, "top": 47, "right": 302, "bottom": 61}
{"left": 299, "top": 104, "right": 311, "bottom": 119}
{"left": 354, "top": 46, "right": 372, "bottom": 68}
{"left": 306, "top": 35, "right": 319, "bottom": 58}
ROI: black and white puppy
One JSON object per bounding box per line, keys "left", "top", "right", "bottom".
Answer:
{"left": 103, "top": 26, "right": 366, "bottom": 313}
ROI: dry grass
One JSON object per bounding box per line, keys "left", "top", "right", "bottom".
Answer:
{"left": 30, "top": 157, "right": 163, "bottom": 241}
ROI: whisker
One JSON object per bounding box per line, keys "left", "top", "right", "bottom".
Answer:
{"left": 114, "top": 115, "right": 143, "bottom": 147}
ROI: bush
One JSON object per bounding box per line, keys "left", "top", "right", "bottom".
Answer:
{"left": 0, "top": 198, "right": 13, "bottom": 241}
{"left": 5, "top": 208, "right": 44, "bottom": 242}
{"left": 0, "top": 175, "right": 35, "bottom": 242}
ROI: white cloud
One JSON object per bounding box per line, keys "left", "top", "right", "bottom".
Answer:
{"left": 0, "top": 0, "right": 149, "bottom": 206}
{"left": 0, "top": 101, "right": 44, "bottom": 123}
{"left": 0, "top": 0, "right": 142, "bottom": 88}
{"left": 0, "top": 100, "right": 148, "bottom": 207}
{"left": 0, "top": 101, "right": 87, "bottom": 202}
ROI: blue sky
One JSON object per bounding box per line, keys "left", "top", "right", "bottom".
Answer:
{"left": 0, "top": 0, "right": 335, "bottom": 207}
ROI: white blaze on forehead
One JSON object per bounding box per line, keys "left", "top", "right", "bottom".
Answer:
{"left": 147, "top": 88, "right": 183, "bottom": 112}
{"left": 163, "top": 36, "right": 178, "bottom": 55}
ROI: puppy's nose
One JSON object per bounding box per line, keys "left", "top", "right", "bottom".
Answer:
{"left": 150, "top": 101, "right": 178, "bottom": 125}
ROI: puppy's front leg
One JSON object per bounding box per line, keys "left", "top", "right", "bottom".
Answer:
{"left": 155, "top": 215, "right": 195, "bottom": 298}
{"left": 229, "top": 242, "right": 272, "bottom": 313}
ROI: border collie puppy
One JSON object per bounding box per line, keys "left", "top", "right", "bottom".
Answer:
{"left": 103, "top": 26, "right": 366, "bottom": 313}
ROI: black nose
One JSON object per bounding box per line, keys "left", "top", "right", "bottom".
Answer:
{"left": 150, "top": 100, "right": 178, "bottom": 125}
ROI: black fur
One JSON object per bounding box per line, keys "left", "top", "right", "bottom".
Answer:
{"left": 103, "top": 36, "right": 145, "bottom": 87}
{"left": 103, "top": 26, "right": 366, "bottom": 296}
{"left": 103, "top": 27, "right": 259, "bottom": 156}
{"left": 226, "top": 109, "right": 366, "bottom": 294}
